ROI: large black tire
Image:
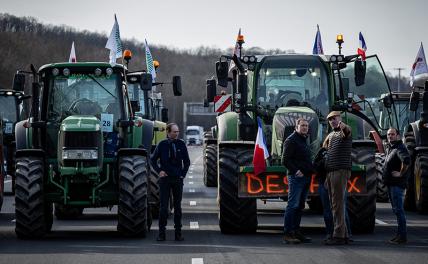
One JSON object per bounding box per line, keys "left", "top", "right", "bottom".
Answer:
{"left": 117, "top": 155, "right": 149, "bottom": 237}
{"left": 404, "top": 130, "right": 417, "bottom": 211}
{"left": 414, "top": 153, "right": 428, "bottom": 213}
{"left": 218, "top": 146, "right": 257, "bottom": 234}
{"left": 347, "top": 145, "right": 376, "bottom": 234}
{"left": 15, "top": 157, "right": 51, "bottom": 239}
{"left": 148, "top": 165, "right": 160, "bottom": 219}
{"left": 204, "top": 144, "right": 218, "bottom": 187}
{"left": 54, "top": 204, "right": 84, "bottom": 220}
{"left": 375, "top": 153, "right": 389, "bottom": 202}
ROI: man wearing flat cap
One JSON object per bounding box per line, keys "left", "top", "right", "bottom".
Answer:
{"left": 322, "top": 111, "right": 352, "bottom": 245}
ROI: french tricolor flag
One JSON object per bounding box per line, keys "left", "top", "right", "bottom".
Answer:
{"left": 357, "top": 32, "right": 367, "bottom": 61}
{"left": 253, "top": 117, "right": 270, "bottom": 176}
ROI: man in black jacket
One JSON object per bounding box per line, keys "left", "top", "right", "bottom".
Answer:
{"left": 151, "top": 123, "right": 190, "bottom": 241}
{"left": 282, "top": 117, "right": 314, "bottom": 244}
{"left": 383, "top": 127, "right": 410, "bottom": 244}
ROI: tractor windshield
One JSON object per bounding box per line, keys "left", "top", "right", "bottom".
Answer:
{"left": 0, "top": 96, "right": 17, "bottom": 122}
{"left": 47, "top": 73, "right": 121, "bottom": 121}
{"left": 256, "top": 56, "right": 329, "bottom": 117}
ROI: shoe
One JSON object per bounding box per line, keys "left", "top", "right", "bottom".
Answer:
{"left": 324, "top": 237, "right": 346, "bottom": 245}
{"left": 294, "top": 231, "right": 312, "bottom": 243}
{"left": 323, "top": 235, "right": 333, "bottom": 243}
{"left": 388, "top": 236, "right": 407, "bottom": 245}
{"left": 345, "top": 237, "right": 354, "bottom": 244}
{"left": 156, "top": 233, "right": 166, "bottom": 241}
{"left": 175, "top": 232, "right": 184, "bottom": 241}
{"left": 282, "top": 233, "right": 301, "bottom": 244}
{"left": 388, "top": 235, "right": 400, "bottom": 243}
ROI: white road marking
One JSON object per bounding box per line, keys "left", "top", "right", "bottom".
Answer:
{"left": 375, "top": 219, "right": 389, "bottom": 225}
{"left": 189, "top": 182, "right": 194, "bottom": 185}
{"left": 189, "top": 176, "right": 194, "bottom": 179}
{"left": 190, "top": 222, "right": 199, "bottom": 229}
{"left": 190, "top": 201, "right": 197, "bottom": 206}
{"left": 192, "top": 258, "right": 204, "bottom": 264}
{"left": 189, "top": 171, "right": 193, "bottom": 174}
{"left": 4, "top": 180, "right": 11, "bottom": 183}
{"left": 11, "top": 219, "right": 16, "bottom": 223}
{"left": 189, "top": 189, "right": 195, "bottom": 193}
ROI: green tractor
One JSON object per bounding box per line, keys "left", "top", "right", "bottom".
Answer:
{"left": 0, "top": 89, "right": 29, "bottom": 205}
{"left": 127, "top": 65, "right": 182, "bottom": 218}
{"left": 402, "top": 76, "right": 428, "bottom": 213}
{"left": 202, "top": 123, "right": 218, "bottom": 187}
{"left": 206, "top": 36, "right": 398, "bottom": 234}
{"left": 13, "top": 62, "right": 155, "bottom": 238}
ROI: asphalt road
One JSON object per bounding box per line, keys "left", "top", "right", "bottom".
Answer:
{"left": 1, "top": 145, "right": 428, "bottom": 264}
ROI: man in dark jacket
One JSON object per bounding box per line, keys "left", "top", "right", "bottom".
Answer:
{"left": 282, "top": 117, "right": 314, "bottom": 244}
{"left": 151, "top": 123, "right": 190, "bottom": 241}
{"left": 383, "top": 127, "right": 410, "bottom": 244}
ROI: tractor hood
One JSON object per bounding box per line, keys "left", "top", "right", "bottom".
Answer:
{"left": 60, "top": 116, "right": 101, "bottom": 132}
{"left": 271, "top": 106, "right": 321, "bottom": 158}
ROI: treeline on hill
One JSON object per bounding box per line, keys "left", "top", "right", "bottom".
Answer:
{"left": 0, "top": 13, "right": 291, "bottom": 130}
{"left": 0, "top": 13, "right": 409, "bottom": 130}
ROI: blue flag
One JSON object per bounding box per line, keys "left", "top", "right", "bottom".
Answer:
{"left": 312, "top": 24, "right": 324, "bottom": 55}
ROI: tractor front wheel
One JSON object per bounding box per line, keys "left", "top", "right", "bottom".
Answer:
{"left": 15, "top": 156, "right": 51, "bottom": 239}
{"left": 117, "top": 155, "right": 149, "bottom": 237}
{"left": 218, "top": 146, "right": 257, "bottom": 234}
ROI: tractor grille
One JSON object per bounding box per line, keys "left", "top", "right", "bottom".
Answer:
{"left": 63, "top": 131, "right": 99, "bottom": 148}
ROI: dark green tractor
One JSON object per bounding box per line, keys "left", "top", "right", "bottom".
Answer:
{"left": 13, "top": 62, "right": 153, "bottom": 238}
{"left": 206, "top": 35, "right": 398, "bottom": 234}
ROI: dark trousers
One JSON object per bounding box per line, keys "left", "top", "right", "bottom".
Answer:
{"left": 284, "top": 174, "right": 311, "bottom": 234}
{"left": 158, "top": 177, "right": 183, "bottom": 234}
{"left": 388, "top": 185, "right": 407, "bottom": 238}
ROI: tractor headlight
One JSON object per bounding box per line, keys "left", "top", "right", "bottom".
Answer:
{"left": 62, "top": 149, "right": 98, "bottom": 160}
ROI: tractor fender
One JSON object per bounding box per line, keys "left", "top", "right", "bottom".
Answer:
{"left": 140, "top": 119, "right": 154, "bottom": 153}
{"left": 15, "top": 149, "right": 45, "bottom": 159}
{"left": 217, "top": 112, "right": 239, "bottom": 142}
{"left": 117, "top": 148, "right": 148, "bottom": 158}
{"left": 15, "top": 120, "right": 28, "bottom": 150}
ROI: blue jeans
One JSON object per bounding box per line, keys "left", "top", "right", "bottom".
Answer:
{"left": 284, "top": 174, "right": 310, "bottom": 234}
{"left": 158, "top": 177, "right": 183, "bottom": 233}
{"left": 318, "top": 177, "right": 352, "bottom": 237}
{"left": 388, "top": 186, "right": 407, "bottom": 238}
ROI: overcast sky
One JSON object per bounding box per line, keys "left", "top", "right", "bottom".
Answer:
{"left": 2, "top": 0, "right": 427, "bottom": 77}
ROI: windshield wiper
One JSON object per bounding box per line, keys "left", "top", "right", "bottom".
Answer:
{"left": 87, "top": 75, "right": 117, "bottom": 99}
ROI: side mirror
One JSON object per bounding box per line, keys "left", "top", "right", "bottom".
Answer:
{"left": 409, "top": 91, "right": 420, "bottom": 111}
{"left": 206, "top": 79, "right": 216, "bottom": 103}
{"left": 354, "top": 59, "right": 366, "bottom": 86}
{"left": 216, "top": 61, "right": 229, "bottom": 87}
{"left": 383, "top": 94, "right": 393, "bottom": 109}
{"left": 140, "top": 73, "right": 152, "bottom": 91}
{"left": 13, "top": 73, "right": 26, "bottom": 92}
{"left": 172, "top": 76, "right": 182, "bottom": 96}
{"left": 130, "top": 100, "right": 140, "bottom": 114}
{"left": 161, "top": 108, "right": 168, "bottom": 123}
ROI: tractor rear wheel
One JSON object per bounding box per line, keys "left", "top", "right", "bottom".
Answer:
{"left": 204, "top": 144, "right": 218, "bottom": 187}
{"left": 117, "top": 155, "right": 149, "bottom": 237}
{"left": 375, "top": 153, "right": 389, "bottom": 202}
{"left": 404, "top": 130, "right": 416, "bottom": 211}
{"left": 414, "top": 153, "right": 428, "bottom": 213}
{"left": 218, "top": 146, "right": 257, "bottom": 234}
{"left": 15, "top": 156, "right": 50, "bottom": 239}
{"left": 348, "top": 146, "right": 376, "bottom": 234}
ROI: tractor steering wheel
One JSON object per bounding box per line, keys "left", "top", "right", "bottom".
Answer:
{"left": 275, "top": 91, "right": 303, "bottom": 106}
{"left": 68, "top": 98, "right": 102, "bottom": 115}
